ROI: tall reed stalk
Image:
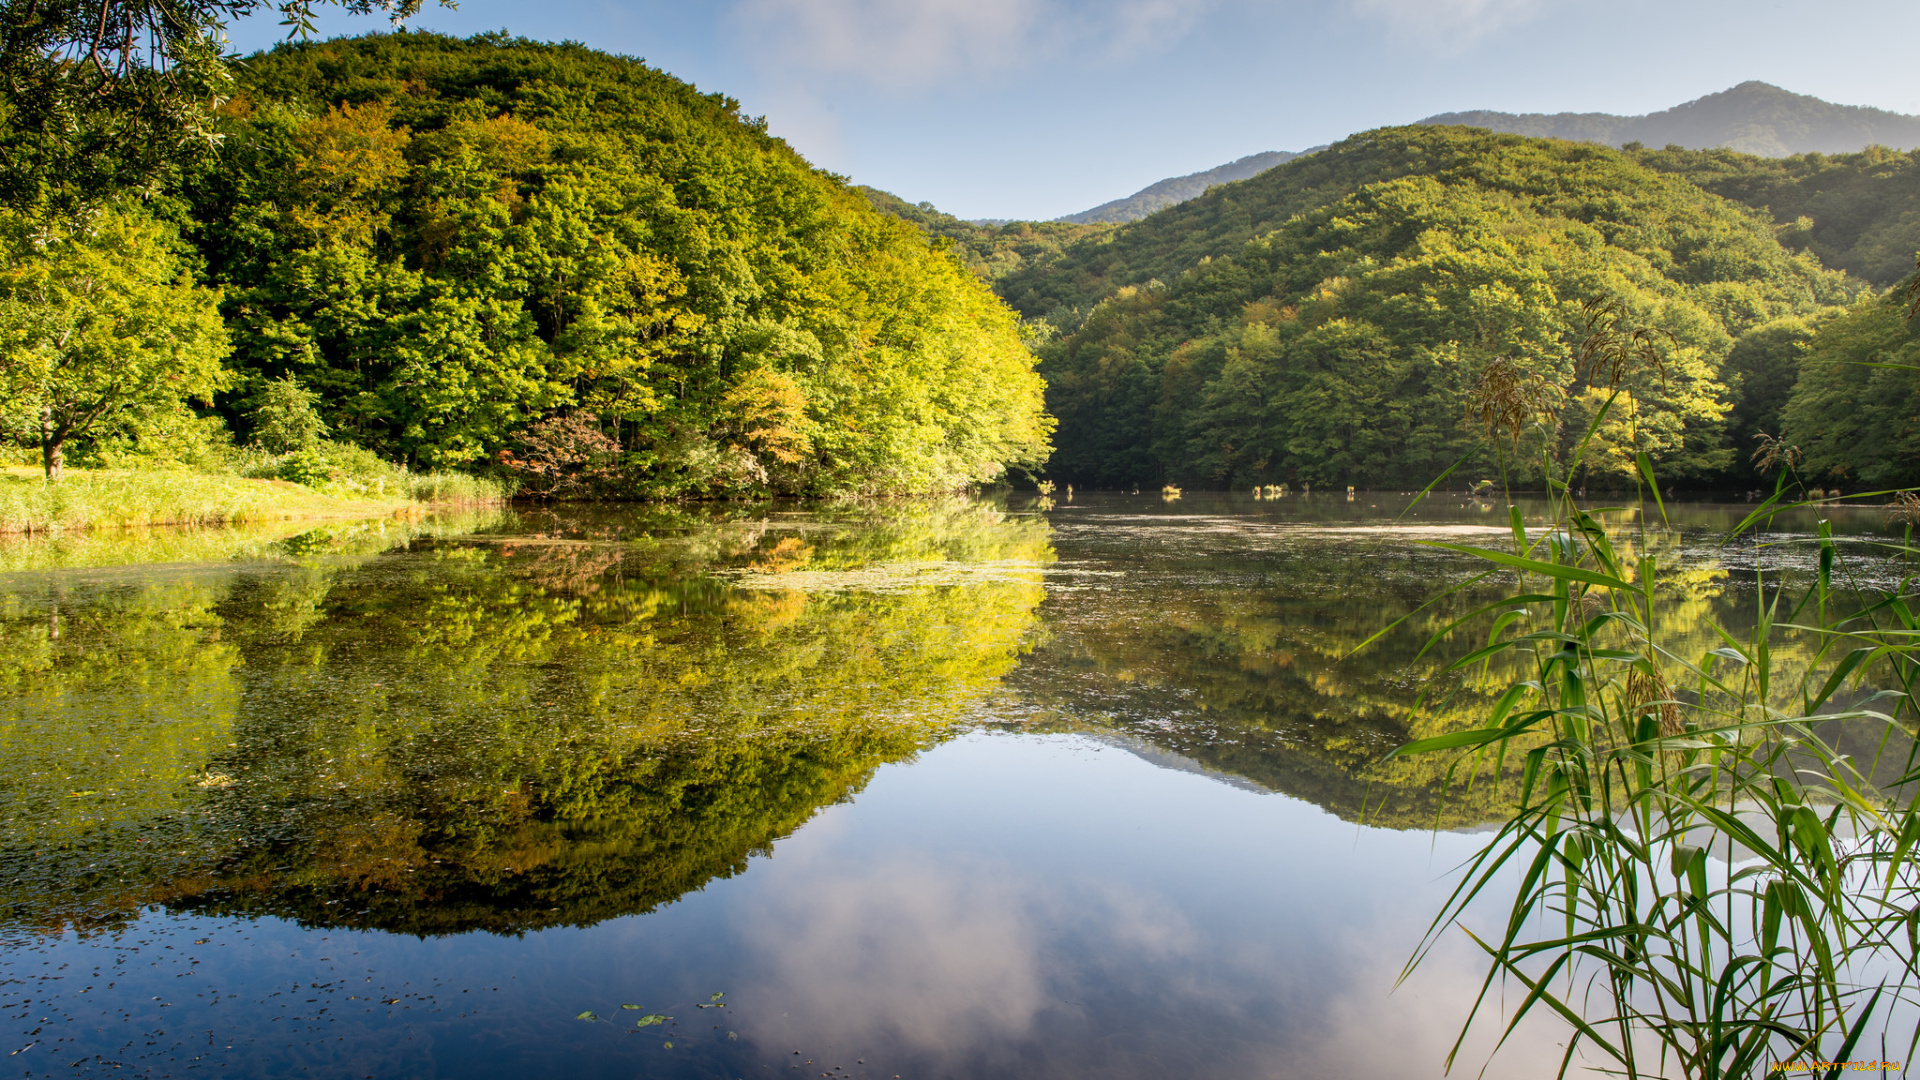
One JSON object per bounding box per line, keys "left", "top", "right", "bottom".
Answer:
{"left": 1387, "top": 299, "right": 1920, "bottom": 1079}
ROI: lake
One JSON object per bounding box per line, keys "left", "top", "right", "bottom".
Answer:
{"left": 0, "top": 492, "right": 1898, "bottom": 1079}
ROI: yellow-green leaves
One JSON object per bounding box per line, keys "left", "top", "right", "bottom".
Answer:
{"left": 196, "top": 34, "right": 1051, "bottom": 494}
{"left": 0, "top": 209, "right": 232, "bottom": 478}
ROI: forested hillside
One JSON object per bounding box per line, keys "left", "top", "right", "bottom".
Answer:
{"left": 1781, "top": 288, "right": 1920, "bottom": 487}
{"left": 856, "top": 187, "right": 1110, "bottom": 286}
{"left": 131, "top": 33, "right": 1054, "bottom": 497}
{"left": 1020, "top": 126, "right": 1864, "bottom": 490}
{"left": 1043, "top": 83, "right": 1920, "bottom": 235}
{"left": 1628, "top": 144, "right": 1920, "bottom": 286}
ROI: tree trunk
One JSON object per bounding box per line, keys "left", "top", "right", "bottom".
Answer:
{"left": 40, "top": 405, "right": 62, "bottom": 482}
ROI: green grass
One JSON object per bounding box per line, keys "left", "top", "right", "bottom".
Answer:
{"left": 403, "top": 470, "right": 512, "bottom": 505}
{"left": 0, "top": 468, "right": 506, "bottom": 533}
{"left": 0, "top": 508, "right": 510, "bottom": 572}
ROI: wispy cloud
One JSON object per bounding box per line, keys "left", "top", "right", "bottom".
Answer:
{"left": 731, "top": 0, "right": 1212, "bottom": 90}
{"left": 1347, "top": 0, "right": 1548, "bottom": 47}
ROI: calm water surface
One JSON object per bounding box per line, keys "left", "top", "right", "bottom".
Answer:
{"left": 0, "top": 493, "right": 1901, "bottom": 1079}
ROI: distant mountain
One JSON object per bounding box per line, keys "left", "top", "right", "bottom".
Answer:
{"left": 1057, "top": 82, "right": 1920, "bottom": 226}
{"left": 1059, "top": 150, "right": 1303, "bottom": 224}
{"left": 858, "top": 186, "right": 1113, "bottom": 285}
{"left": 1420, "top": 81, "right": 1920, "bottom": 157}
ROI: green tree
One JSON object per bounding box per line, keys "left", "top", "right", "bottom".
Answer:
{"left": 1632, "top": 143, "right": 1920, "bottom": 287}
{"left": 0, "top": 0, "right": 436, "bottom": 218}
{"left": 0, "top": 209, "right": 231, "bottom": 479}
{"left": 180, "top": 32, "right": 1052, "bottom": 493}
{"left": 1023, "top": 127, "right": 1855, "bottom": 489}
{"left": 251, "top": 374, "right": 327, "bottom": 452}
{"left": 1720, "top": 316, "right": 1821, "bottom": 483}
{"left": 1781, "top": 287, "right": 1920, "bottom": 489}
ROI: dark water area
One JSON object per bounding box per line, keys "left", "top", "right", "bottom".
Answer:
{"left": 0, "top": 493, "right": 1906, "bottom": 1078}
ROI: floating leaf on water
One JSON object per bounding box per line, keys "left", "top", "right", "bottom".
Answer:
{"left": 620, "top": 1004, "right": 641, "bottom": 1010}
{"left": 382, "top": 998, "right": 400, "bottom": 1005}
{"left": 662, "top": 1042, "right": 672, "bottom": 1049}
{"left": 710, "top": 992, "right": 724, "bottom": 1002}
{"left": 634, "top": 1014, "right": 667, "bottom": 1027}
{"left": 575, "top": 1010, "right": 599, "bottom": 1022}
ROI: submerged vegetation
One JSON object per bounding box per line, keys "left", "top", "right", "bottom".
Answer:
{"left": 4, "top": 5, "right": 1919, "bottom": 1075}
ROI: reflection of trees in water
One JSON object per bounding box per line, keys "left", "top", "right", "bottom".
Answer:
{"left": 0, "top": 502, "right": 1051, "bottom": 935}
{"left": 0, "top": 578, "right": 244, "bottom": 935}
{"left": 1014, "top": 530, "right": 1877, "bottom": 829}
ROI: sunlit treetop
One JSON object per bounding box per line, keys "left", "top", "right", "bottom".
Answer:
{"left": 0, "top": 0, "right": 439, "bottom": 217}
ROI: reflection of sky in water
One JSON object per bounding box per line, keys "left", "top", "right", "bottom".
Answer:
{"left": 4, "top": 492, "right": 1899, "bottom": 1078}
{"left": 722, "top": 732, "right": 1570, "bottom": 1079}
{"left": 1, "top": 733, "right": 1570, "bottom": 1078}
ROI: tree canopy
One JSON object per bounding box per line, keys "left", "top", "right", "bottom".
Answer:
{"left": 0, "top": 209, "right": 231, "bottom": 477}
{"left": 1780, "top": 285, "right": 1920, "bottom": 490}
{"left": 0, "top": 0, "right": 441, "bottom": 218}
{"left": 1016, "top": 126, "right": 1862, "bottom": 489}
{"left": 153, "top": 31, "right": 1051, "bottom": 496}
{"left": 1631, "top": 144, "right": 1920, "bottom": 288}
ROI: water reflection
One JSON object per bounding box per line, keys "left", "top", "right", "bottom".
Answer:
{"left": 0, "top": 492, "right": 1908, "bottom": 1078}
{"left": 1012, "top": 492, "right": 1906, "bottom": 826}
{"left": 0, "top": 500, "right": 1049, "bottom": 935}
{"left": 2, "top": 493, "right": 1906, "bottom": 936}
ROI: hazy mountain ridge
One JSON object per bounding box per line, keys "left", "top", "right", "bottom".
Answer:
{"left": 1059, "top": 150, "right": 1303, "bottom": 224}
{"left": 1058, "top": 82, "right": 1920, "bottom": 225}
{"left": 1422, "top": 81, "right": 1920, "bottom": 157}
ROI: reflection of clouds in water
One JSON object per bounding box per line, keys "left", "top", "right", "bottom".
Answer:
{"left": 719, "top": 734, "right": 1578, "bottom": 1078}
{"left": 730, "top": 847, "right": 1568, "bottom": 1078}
{"left": 735, "top": 857, "right": 1051, "bottom": 1057}
{"left": 1304, "top": 926, "right": 1573, "bottom": 1079}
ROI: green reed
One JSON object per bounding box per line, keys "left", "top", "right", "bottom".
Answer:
{"left": 1387, "top": 300, "right": 1920, "bottom": 1079}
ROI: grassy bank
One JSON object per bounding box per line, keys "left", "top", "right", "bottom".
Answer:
{"left": 0, "top": 508, "right": 510, "bottom": 572}
{"left": 0, "top": 469, "right": 508, "bottom": 533}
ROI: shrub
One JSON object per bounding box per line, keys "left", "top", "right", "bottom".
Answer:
{"left": 251, "top": 376, "right": 328, "bottom": 454}
{"left": 497, "top": 415, "right": 620, "bottom": 499}
{"left": 248, "top": 440, "right": 403, "bottom": 499}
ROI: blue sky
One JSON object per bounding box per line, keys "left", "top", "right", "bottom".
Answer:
{"left": 229, "top": 0, "right": 1920, "bottom": 221}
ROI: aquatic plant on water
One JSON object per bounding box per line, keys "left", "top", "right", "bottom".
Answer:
{"left": 1382, "top": 298, "right": 1920, "bottom": 1078}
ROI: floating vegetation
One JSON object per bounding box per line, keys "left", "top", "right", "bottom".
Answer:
{"left": 721, "top": 559, "right": 1047, "bottom": 594}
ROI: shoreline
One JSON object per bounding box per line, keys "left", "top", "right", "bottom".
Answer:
{"left": 0, "top": 469, "right": 505, "bottom": 535}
